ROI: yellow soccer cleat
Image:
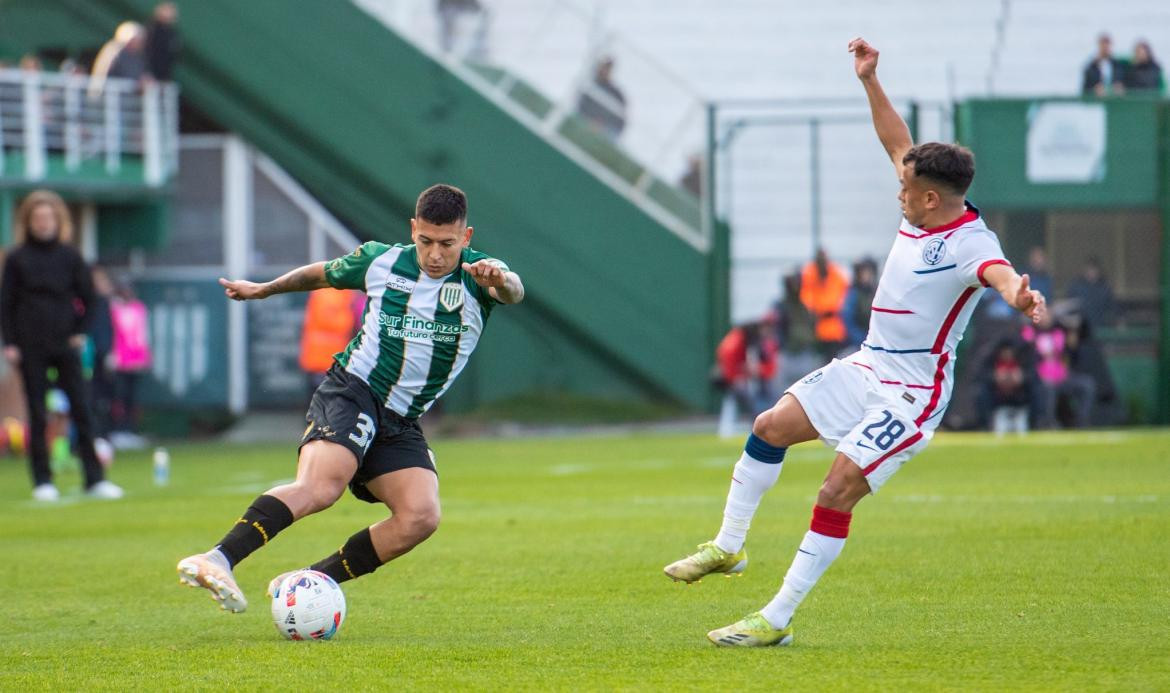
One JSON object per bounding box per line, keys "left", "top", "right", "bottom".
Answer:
{"left": 663, "top": 541, "right": 747, "bottom": 583}
{"left": 707, "top": 612, "right": 794, "bottom": 647}
{"left": 177, "top": 552, "right": 248, "bottom": 613}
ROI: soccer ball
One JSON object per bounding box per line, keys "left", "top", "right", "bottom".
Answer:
{"left": 270, "top": 570, "right": 346, "bottom": 641}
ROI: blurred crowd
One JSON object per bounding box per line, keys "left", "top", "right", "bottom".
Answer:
{"left": 715, "top": 245, "right": 1121, "bottom": 436}
{"left": 2, "top": 3, "right": 178, "bottom": 82}
{"left": 1, "top": 3, "right": 178, "bottom": 85}
{"left": 1, "top": 3, "right": 180, "bottom": 163}
{"left": 1082, "top": 33, "right": 1164, "bottom": 97}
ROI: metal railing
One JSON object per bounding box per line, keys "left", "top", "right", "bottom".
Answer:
{"left": 352, "top": 0, "right": 710, "bottom": 250}
{"left": 0, "top": 68, "right": 179, "bottom": 186}
{"left": 710, "top": 99, "right": 954, "bottom": 322}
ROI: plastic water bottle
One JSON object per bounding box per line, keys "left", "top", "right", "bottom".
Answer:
{"left": 152, "top": 447, "right": 170, "bottom": 486}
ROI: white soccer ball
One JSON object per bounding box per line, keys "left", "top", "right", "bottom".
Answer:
{"left": 270, "top": 570, "right": 346, "bottom": 641}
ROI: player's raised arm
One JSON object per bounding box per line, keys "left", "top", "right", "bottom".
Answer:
{"left": 849, "top": 37, "right": 913, "bottom": 178}
{"left": 982, "top": 264, "right": 1048, "bottom": 324}
{"left": 218, "top": 261, "right": 330, "bottom": 301}
{"left": 462, "top": 260, "right": 525, "bottom": 304}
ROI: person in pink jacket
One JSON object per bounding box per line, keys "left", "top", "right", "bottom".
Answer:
{"left": 109, "top": 278, "right": 152, "bottom": 440}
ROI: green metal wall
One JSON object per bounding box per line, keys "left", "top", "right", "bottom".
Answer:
{"left": 9, "top": 0, "right": 725, "bottom": 412}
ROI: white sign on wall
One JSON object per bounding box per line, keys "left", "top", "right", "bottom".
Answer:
{"left": 1026, "top": 102, "right": 1107, "bottom": 184}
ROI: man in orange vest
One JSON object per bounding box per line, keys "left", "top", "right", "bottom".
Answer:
{"left": 799, "top": 248, "right": 850, "bottom": 361}
{"left": 298, "top": 288, "right": 361, "bottom": 398}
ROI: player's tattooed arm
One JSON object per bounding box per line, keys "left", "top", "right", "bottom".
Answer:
{"left": 462, "top": 260, "right": 525, "bottom": 304}
{"left": 983, "top": 264, "right": 1047, "bottom": 324}
{"left": 849, "top": 37, "right": 913, "bottom": 177}
{"left": 218, "top": 262, "right": 330, "bottom": 301}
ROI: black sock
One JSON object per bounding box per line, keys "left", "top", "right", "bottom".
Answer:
{"left": 310, "top": 528, "right": 382, "bottom": 584}
{"left": 215, "top": 494, "right": 294, "bottom": 567}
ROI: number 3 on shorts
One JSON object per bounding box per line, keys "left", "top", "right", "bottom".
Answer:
{"left": 349, "top": 412, "right": 375, "bottom": 453}
{"left": 860, "top": 409, "right": 906, "bottom": 451}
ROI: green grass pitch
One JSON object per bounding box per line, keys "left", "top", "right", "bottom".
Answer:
{"left": 2, "top": 430, "right": 1168, "bottom": 690}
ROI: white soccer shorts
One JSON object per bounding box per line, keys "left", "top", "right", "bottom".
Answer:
{"left": 785, "top": 356, "right": 937, "bottom": 493}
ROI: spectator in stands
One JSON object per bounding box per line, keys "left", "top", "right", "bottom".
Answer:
{"left": 146, "top": 2, "right": 181, "bottom": 82}
{"left": 1083, "top": 33, "right": 1126, "bottom": 97}
{"left": 108, "top": 277, "right": 152, "bottom": 448}
{"left": 87, "top": 266, "right": 116, "bottom": 441}
{"left": 1021, "top": 311, "right": 1095, "bottom": 429}
{"left": 1065, "top": 308, "right": 1118, "bottom": 426}
{"left": 1065, "top": 256, "right": 1117, "bottom": 330}
{"left": 715, "top": 315, "right": 779, "bottom": 433}
{"left": 680, "top": 153, "right": 702, "bottom": 198}
{"left": 0, "top": 190, "right": 123, "bottom": 501}
{"left": 841, "top": 257, "right": 878, "bottom": 351}
{"left": 1124, "top": 40, "right": 1163, "bottom": 93}
{"left": 18, "top": 54, "right": 42, "bottom": 72}
{"left": 976, "top": 337, "right": 1035, "bottom": 436}
{"left": 90, "top": 21, "right": 148, "bottom": 100}
{"left": 774, "top": 271, "right": 819, "bottom": 389}
{"left": 1024, "top": 246, "right": 1053, "bottom": 304}
{"left": 800, "top": 248, "right": 849, "bottom": 361}
{"left": 435, "top": 0, "right": 488, "bottom": 59}
{"left": 576, "top": 56, "right": 627, "bottom": 142}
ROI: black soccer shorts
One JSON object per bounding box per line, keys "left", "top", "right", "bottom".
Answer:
{"left": 300, "top": 365, "right": 436, "bottom": 504}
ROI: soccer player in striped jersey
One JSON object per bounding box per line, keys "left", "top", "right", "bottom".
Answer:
{"left": 664, "top": 38, "right": 1048, "bottom": 647}
{"left": 177, "top": 184, "right": 524, "bottom": 613}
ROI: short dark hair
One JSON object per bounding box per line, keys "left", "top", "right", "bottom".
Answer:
{"left": 415, "top": 184, "right": 467, "bottom": 225}
{"left": 903, "top": 142, "right": 975, "bottom": 196}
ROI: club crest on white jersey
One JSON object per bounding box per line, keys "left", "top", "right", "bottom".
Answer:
{"left": 922, "top": 238, "right": 947, "bottom": 265}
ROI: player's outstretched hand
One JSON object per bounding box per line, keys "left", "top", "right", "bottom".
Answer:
{"left": 218, "top": 277, "right": 268, "bottom": 301}
{"left": 849, "top": 37, "right": 879, "bottom": 80}
{"left": 1015, "top": 273, "right": 1047, "bottom": 324}
{"left": 462, "top": 261, "right": 506, "bottom": 288}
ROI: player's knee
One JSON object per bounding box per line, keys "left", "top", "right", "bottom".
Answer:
{"left": 401, "top": 505, "right": 440, "bottom": 543}
{"left": 751, "top": 408, "right": 781, "bottom": 444}
{"left": 816, "top": 473, "right": 868, "bottom": 510}
{"left": 752, "top": 406, "right": 795, "bottom": 447}
{"left": 304, "top": 479, "right": 347, "bottom": 513}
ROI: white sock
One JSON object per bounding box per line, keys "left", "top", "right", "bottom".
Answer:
{"left": 712, "top": 453, "right": 783, "bottom": 553}
{"left": 208, "top": 547, "right": 233, "bottom": 572}
{"left": 760, "top": 529, "right": 846, "bottom": 628}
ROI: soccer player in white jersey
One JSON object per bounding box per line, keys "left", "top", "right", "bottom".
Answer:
{"left": 664, "top": 38, "right": 1047, "bottom": 647}
{"left": 176, "top": 184, "right": 524, "bottom": 613}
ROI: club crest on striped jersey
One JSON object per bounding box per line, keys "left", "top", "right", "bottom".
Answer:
{"left": 922, "top": 238, "right": 947, "bottom": 266}
{"left": 438, "top": 283, "right": 464, "bottom": 312}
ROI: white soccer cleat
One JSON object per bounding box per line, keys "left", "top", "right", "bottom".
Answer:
{"left": 177, "top": 552, "right": 248, "bottom": 613}
{"left": 32, "top": 483, "right": 60, "bottom": 502}
{"left": 86, "top": 480, "right": 124, "bottom": 500}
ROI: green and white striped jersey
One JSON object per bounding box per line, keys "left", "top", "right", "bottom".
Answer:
{"left": 324, "top": 241, "right": 509, "bottom": 418}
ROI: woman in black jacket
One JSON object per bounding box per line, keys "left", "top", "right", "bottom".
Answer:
{"left": 1124, "top": 41, "right": 1164, "bottom": 93}
{"left": 1, "top": 190, "right": 123, "bottom": 501}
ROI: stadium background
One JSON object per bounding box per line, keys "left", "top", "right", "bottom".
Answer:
{"left": 1, "top": 0, "right": 1167, "bottom": 430}
{"left": 1, "top": 2, "right": 1169, "bottom": 690}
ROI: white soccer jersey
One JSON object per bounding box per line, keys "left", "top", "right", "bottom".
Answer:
{"left": 853, "top": 204, "right": 1008, "bottom": 428}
